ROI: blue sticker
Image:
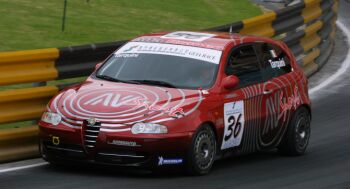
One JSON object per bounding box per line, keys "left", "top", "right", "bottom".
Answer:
{"left": 158, "top": 156, "right": 183, "bottom": 166}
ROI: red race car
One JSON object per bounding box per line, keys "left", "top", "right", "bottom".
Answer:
{"left": 39, "top": 31, "right": 311, "bottom": 175}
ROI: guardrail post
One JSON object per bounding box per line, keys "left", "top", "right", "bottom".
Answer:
{"left": 32, "top": 81, "right": 47, "bottom": 125}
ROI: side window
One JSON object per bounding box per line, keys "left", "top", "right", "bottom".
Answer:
{"left": 258, "top": 43, "right": 292, "bottom": 80}
{"left": 226, "top": 45, "right": 263, "bottom": 87}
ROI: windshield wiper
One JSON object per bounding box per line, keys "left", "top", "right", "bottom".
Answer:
{"left": 131, "top": 79, "right": 177, "bottom": 88}
{"left": 96, "top": 74, "right": 140, "bottom": 84}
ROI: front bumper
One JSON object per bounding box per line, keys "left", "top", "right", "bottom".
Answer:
{"left": 39, "top": 125, "right": 193, "bottom": 169}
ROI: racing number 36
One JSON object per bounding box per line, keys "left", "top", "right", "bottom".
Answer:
{"left": 224, "top": 114, "right": 242, "bottom": 141}
{"left": 221, "top": 101, "right": 245, "bottom": 150}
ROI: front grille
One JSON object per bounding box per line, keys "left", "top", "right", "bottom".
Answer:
{"left": 83, "top": 121, "right": 101, "bottom": 150}
{"left": 43, "top": 142, "right": 87, "bottom": 159}
{"left": 95, "top": 150, "right": 148, "bottom": 165}
{"left": 42, "top": 141, "right": 149, "bottom": 166}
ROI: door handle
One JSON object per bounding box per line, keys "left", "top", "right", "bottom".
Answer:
{"left": 263, "top": 89, "right": 274, "bottom": 95}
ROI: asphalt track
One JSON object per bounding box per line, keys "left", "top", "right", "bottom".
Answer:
{"left": 1, "top": 1, "right": 350, "bottom": 188}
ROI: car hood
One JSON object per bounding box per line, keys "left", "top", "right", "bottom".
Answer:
{"left": 50, "top": 80, "right": 204, "bottom": 127}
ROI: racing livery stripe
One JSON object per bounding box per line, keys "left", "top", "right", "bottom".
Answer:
{"left": 50, "top": 86, "right": 203, "bottom": 133}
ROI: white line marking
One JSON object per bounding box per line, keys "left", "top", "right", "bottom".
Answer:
{"left": 0, "top": 162, "right": 48, "bottom": 174}
{"left": 309, "top": 21, "right": 350, "bottom": 95}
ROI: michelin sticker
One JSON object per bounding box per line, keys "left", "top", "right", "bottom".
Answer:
{"left": 221, "top": 101, "right": 245, "bottom": 150}
{"left": 115, "top": 42, "right": 222, "bottom": 64}
{"left": 158, "top": 156, "right": 183, "bottom": 166}
{"left": 160, "top": 31, "right": 216, "bottom": 42}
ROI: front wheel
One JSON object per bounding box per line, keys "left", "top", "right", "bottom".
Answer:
{"left": 278, "top": 107, "right": 311, "bottom": 156}
{"left": 186, "top": 125, "right": 216, "bottom": 176}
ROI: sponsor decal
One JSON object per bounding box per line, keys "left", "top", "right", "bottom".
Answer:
{"left": 280, "top": 87, "right": 301, "bottom": 116}
{"left": 269, "top": 49, "right": 277, "bottom": 58}
{"left": 269, "top": 58, "right": 286, "bottom": 69}
{"left": 262, "top": 87, "right": 301, "bottom": 138}
{"left": 123, "top": 45, "right": 139, "bottom": 52}
{"left": 115, "top": 42, "right": 222, "bottom": 64}
{"left": 52, "top": 136, "right": 60, "bottom": 145}
{"left": 133, "top": 37, "right": 165, "bottom": 43}
{"left": 83, "top": 93, "right": 141, "bottom": 108}
{"left": 132, "top": 34, "right": 224, "bottom": 50}
{"left": 134, "top": 99, "right": 185, "bottom": 117}
{"left": 114, "top": 53, "right": 139, "bottom": 58}
{"left": 160, "top": 31, "right": 216, "bottom": 42}
{"left": 82, "top": 92, "right": 185, "bottom": 118}
{"left": 107, "top": 139, "right": 140, "bottom": 147}
{"left": 164, "top": 39, "right": 224, "bottom": 50}
{"left": 221, "top": 101, "right": 245, "bottom": 150}
{"left": 158, "top": 156, "right": 183, "bottom": 166}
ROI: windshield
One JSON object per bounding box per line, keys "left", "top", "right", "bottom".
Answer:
{"left": 96, "top": 42, "right": 222, "bottom": 89}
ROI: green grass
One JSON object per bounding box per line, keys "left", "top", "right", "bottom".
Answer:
{"left": 0, "top": 0, "right": 261, "bottom": 129}
{"left": 0, "top": 0, "right": 261, "bottom": 51}
{"left": 0, "top": 121, "right": 34, "bottom": 129}
{"left": 0, "top": 77, "right": 87, "bottom": 91}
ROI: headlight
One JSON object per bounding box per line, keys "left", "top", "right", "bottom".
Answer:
{"left": 131, "top": 123, "right": 168, "bottom": 134}
{"left": 41, "top": 112, "right": 62, "bottom": 126}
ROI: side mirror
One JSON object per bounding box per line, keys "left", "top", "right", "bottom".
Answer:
{"left": 95, "top": 63, "right": 102, "bottom": 70}
{"left": 222, "top": 75, "right": 239, "bottom": 90}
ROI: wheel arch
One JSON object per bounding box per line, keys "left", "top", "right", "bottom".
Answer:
{"left": 299, "top": 104, "right": 312, "bottom": 120}
{"left": 200, "top": 121, "right": 218, "bottom": 142}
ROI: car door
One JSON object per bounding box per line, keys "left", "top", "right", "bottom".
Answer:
{"left": 256, "top": 42, "right": 295, "bottom": 148}
{"left": 220, "top": 44, "right": 266, "bottom": 154}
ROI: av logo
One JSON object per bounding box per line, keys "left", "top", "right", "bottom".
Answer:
{"left": 83, "top": 93, "right": 141, "bottom": 108}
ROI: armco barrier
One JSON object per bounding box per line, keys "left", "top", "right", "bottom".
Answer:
{"left": 0, "top": 0, "right": 339, "bottom": 162}
{"left": 0, "top": 49, "right": 59, "bottom": 86}
{"left": 56, "top": 41, "right": 126, "bottom": 79}
{"left": 0, "top": 126, "right": 38, "bottom": 162}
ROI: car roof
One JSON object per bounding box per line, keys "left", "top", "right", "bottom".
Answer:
{"left": 131, "top": 31, "right": 273, "bottom": 51}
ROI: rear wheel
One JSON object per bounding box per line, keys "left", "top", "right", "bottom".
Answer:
{"left": 278, "top": 107, "right": 311, "bottom": 156}
{"left": 187, "top": 125, "right": 216, "bottom": 175}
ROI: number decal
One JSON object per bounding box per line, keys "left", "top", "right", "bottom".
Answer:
{"left": 221, "top": 101, "right": 245, "bottom": 150}
{"left": 224, "top": 114, "right": 243, "bottom": 141}
{"left": 233, "top": 114, "right": 242, "bottom": 138}
{"left": 224, "top": 115, "right": 235, "bottom": 141}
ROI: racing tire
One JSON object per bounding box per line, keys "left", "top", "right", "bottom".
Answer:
{"left": 186, "top": 124, "right": 216, "bottom": 176}
{"left": 278, "top": 107, "right": 311, "bottom": 156}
